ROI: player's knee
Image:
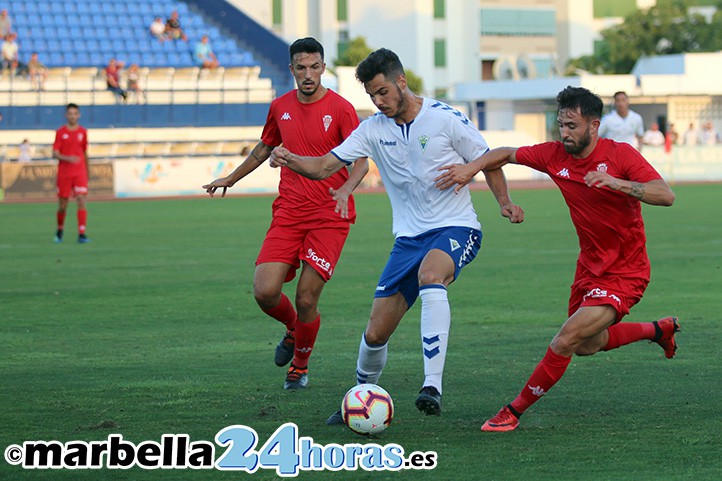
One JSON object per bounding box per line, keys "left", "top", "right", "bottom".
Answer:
{"left": 253, "top": 285, "right": 281, "bottom": 309}
{"left": 417, "top": 271, "right": 447, "bottom": 287}
{"left": 294, "top": 292, "right": 318, "bottom": 317}
{"left": 550, "top": 333, "right": 580, "bottom": 357}
{"left": 363, "top": 328, "right": 389, "bottom": 346}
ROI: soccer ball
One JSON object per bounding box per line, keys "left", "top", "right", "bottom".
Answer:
{"left": 341, "top": 383, "right": 394, "bottom": 435}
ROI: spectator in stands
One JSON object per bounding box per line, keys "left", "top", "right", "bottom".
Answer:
{"left": 683, "top": 122, "right": 699, "bottom": 146}
{"left": 28, "top": 52, "right": 48, "bottom": 91}
{"left": 150, "top": 17, "right": 166, "bottom": 42}
{"left": 164, "top": 11, "right": 187, "bottom": 41}
{"left": 194, "top": 35, "right": 219, "bottom": 69}
{"left": 126, "top": 63, "right": 147, "bottom": 103}
{"left": 642, "top": 122, "right": 665, "bottom": 146}
{"left": 0, "top": 9, "right": 11, "bottom": 38}
{"left": 2, "top": 33, "right": 19, "bottom": 77}
{"left": 104, "top": 59, "right": 128, "bottom": 103}
{"left": 701, "top": 121, "right": 719, "bottom": 145}
{"left": 19, "top": 138, "right": 34, "bottom": 162}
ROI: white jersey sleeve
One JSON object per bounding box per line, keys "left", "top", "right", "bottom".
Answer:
{"left": 331, "top": 119, "right": 372, "bottom": 165}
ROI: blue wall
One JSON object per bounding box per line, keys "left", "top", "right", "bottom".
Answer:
{"left": 0, "top": 103, "right": 271, "bottom": 129}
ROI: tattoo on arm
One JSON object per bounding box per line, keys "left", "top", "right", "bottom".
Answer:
{"left": 630, "top": 182, "right": 645, "bottom": 200}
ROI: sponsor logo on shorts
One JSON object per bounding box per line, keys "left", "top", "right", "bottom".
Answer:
{"left": 583, "top": 288, "right": 621, "bottom": 305}
{"left": 449, "top": 238, "right": 461, "bottom": 252}
{"left": 306, "top": 249, "right": 333, "bottom": 276}
{"left": 376, "top": 285, "right": 386, "bottom": 291}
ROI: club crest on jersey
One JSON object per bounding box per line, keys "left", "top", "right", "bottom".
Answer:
{"left": 418, "top": 135, "right": 429, "bottom": 152}
{"left": 449, "top": 238, "right": 461, "bottom": 252}
{"left": 322, "top": 114, "right": 333, "bottom": 132}
{"left": 596, "top": 163, "right": 608, "bottom": 173}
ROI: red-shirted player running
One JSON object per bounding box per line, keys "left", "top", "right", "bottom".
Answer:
{"left": 53, "top": 103, "right": 90, "bottom": 244}
{"left": 434, "top": 86, "right": 679, "bottom": 432}
{"left": 203, "top": 38, "right": 368, "bottom": 389}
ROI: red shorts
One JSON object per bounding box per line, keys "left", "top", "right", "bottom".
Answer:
{"left": 256, "top": 216, "right": 350, "bottom": 283}
{"left": 568, "top": 262, "right": 649, "bottom": 322}
{"left": 57, "top": 172, "right": 88, "bottom": 198}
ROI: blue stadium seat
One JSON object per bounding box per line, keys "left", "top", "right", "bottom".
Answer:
{"left": 76, "top": 53, "right": 91, "bottom": 66}
{"left": 90, "top": 53, "right": 106, "bottom": 67}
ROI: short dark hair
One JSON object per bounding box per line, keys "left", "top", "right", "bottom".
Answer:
{"left": 355, "top": 48, "right": 405, "bottom": 84}
{"left": 556, "top": 86, "right": 603, "bottom": 120}
{"left": 66, "top": 103, "right": 80, "bottom": 110}
{"left": 289, "top": 37, "right": 324, "bottom": 62}
{"left": 613, "top": 91, "right": 628, "bottom": 99}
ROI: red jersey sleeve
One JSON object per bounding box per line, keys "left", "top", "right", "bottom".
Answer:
{"left": 338, "top": 102, "right": 360, "bottom": 139}
{"left": 617, "top": 142, "right": 662, "bottom": 183}
{"left": 53, "top": 128, "right": 63, "bottom": 152}
{"left": 260, "top": 101, "right": 282, "bottom": 147}
{"left": 515, "top": 142, "right": 559, "bottom": 175}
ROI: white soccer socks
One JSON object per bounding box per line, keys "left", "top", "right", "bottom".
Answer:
{"left": 356, "top": 332, "right": 388, "bottom": 385}
{"left": 419, "top": 284, "right": 450, "bottom": 394}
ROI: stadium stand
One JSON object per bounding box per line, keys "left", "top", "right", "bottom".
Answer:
{"left": 8, "top": 0, "right": 259, "bottom": 69}
{"left": 1, "top": 0, "right": 277, "bottom": 108}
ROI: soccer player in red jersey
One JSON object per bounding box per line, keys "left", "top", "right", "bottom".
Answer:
{"left": 434, "top": 86, "right": 679, "bottom": 432}
{"left": 203, "top": 38, "right": 368, "bottom": 389}
{"left": 53, "top": 103, "right": 90, "bottom": 244}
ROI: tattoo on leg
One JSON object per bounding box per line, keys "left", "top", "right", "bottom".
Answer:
{"left": 630, "top": 182, "right": 645, "bottom": 200}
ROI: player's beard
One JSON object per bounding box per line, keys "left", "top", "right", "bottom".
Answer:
{"left": 299, "top": 80, "right": 319, "bottom": 97}
{"left": 387, "top": 85, "right": 407, "bottom": 120}
{"left": 563, "top": 127, "right": 592, "bottom": 155}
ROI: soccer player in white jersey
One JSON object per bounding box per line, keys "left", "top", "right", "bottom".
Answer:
{"left": 598, "top": 91, "right": 644, "bottom": 150}
{"left": 270, "top": 48, "right": 524, "bottom": 421}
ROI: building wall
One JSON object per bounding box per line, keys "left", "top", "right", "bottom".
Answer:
{"left": 226, "top": 0, "right": 598, "bottom": 95}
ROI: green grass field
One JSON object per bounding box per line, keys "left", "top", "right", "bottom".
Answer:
{"left": 1, "top": 184, "right": 721, "bottom": 480}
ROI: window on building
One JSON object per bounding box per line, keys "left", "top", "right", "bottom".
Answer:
{"left": 434, "top": 0, "right": 445, "bottom": 19}
{"left": 480, "top": 7, "right": 556, "bottom": 36}
{"left": 592, "top": 0, "right": 636, "bottom": 18}
{"left": 337, "top": 0, "right": 348, "bottom": 22}
{"left": 337, "top": 30, "right": 350, "bottom": 61}
{"left": 434, "top": 38, "right": 446, "bottom": 67}
{"left": 272, "top": 0, "right": 282, "bottom": 25}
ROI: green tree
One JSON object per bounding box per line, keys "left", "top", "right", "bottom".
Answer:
{"left": 567, "top": 0, "right": 722, "bottom": 74}
{"left": 334, "top": 36, "right": 424, "bottom": 94}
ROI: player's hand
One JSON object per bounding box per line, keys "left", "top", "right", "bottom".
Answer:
{"left": 434, "top": 164, "right": 477, "bottom": 193}
{"left": 202, "top": 178, "right": 232, "bottom": 197}
{"left": 501, "top": 202, "right": 525, "bottom": 223}
{"left": 584, "top": 171, "right": 621, "bottom": 191}
{"left": 269, "top": 147, "right": 291, "bottom": 168}
{"left": 330, "top": 186, "right": 351, "bottom": 219}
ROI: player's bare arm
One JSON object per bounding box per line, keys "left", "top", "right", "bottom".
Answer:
{"left": 330, "top": 157, "right": 369, "bottom": 219}
{"left": 482, "top": 168, "right": 525, "bottom": 223}
{"left": 269, "top": 146, "right": 345, "bottom": 180}
{"left": 583, "top": 173, "right": 675, "bottom": 206}
{"left": 434, "top": 147, "right": 519, "bottom": 192}
{"left": 203, "top": 141, "right": 273, "bottom": 197}
{"left": 52, "top": 150, "right": 80, "bottom": 163}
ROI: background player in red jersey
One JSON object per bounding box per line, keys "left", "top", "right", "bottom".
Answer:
{"left": 434, "top": 86, "right": 679, "bottom": 432}
{"left": 203, "top": 38, "right": 368, "bottom": 389}
{"left": 53, "top": 103, "right": 90, "bottom": 244}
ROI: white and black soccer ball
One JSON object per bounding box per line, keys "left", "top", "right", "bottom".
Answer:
{"left": 341, "top": 383, "right": 394, "bottom": 435}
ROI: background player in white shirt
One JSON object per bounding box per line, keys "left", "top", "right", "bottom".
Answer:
{"left": 271, "top": 48, "right": 524, "bottom": 422}
{"left": 598, "top": 91, "right": 644, "bottom": 150}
